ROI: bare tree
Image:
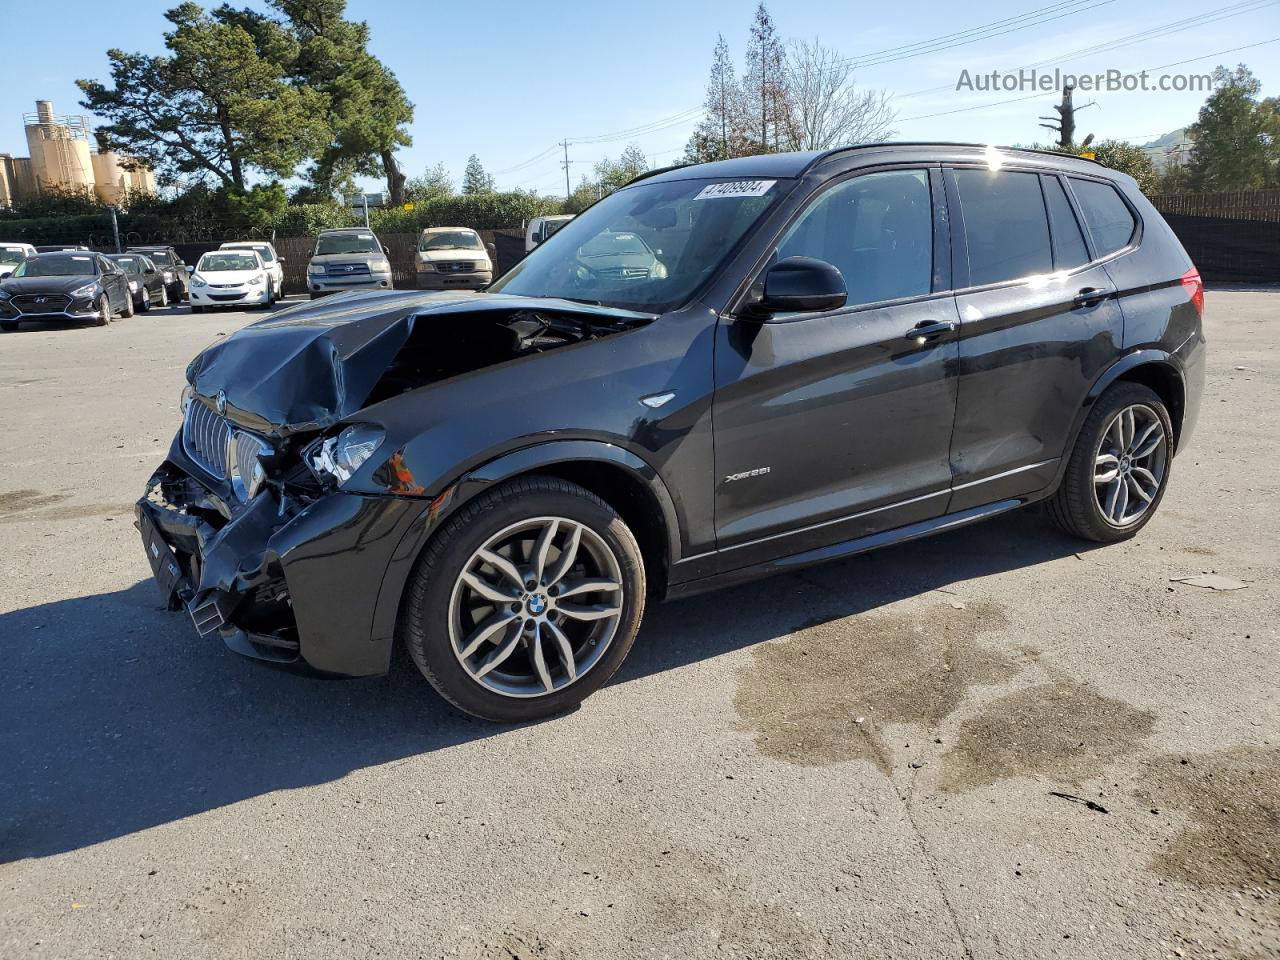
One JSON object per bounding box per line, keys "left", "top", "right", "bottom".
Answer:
{"left": 783, "top": 39, "right": 896, "bottom": 150}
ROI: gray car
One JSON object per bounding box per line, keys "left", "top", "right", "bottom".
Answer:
{"left": 307, "top": 228, "right": 394, "bottom": 298}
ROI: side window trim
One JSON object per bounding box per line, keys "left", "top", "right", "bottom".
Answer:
{"left": 1040, "top": 173, "right": 1092, "bottom": 271}
{"left": 736, "top": 163, "right": 946, "bottom": 318}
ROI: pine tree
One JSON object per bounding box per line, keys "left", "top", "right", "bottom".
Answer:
{"left": 462, "top": 154, "right": 495, "bottom": 194}
{"left": 743, "top": 3, "right": 788, "bottom": 152}
{"left": 684, "top": 34, "right": 750, "bottom": 163}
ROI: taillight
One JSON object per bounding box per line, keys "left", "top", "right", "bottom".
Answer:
{"left": 1179, "top": 267, "right": 1204, "bottom": 316}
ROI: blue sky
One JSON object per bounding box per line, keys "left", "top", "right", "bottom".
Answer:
{"left": 2, "top": 0, "right": 1276, "bottom": 196}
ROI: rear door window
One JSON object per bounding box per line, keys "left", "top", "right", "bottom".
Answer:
{"left": 777, "top": 169, "right": 934, "bottom": 306}
{"left": 1042, "top": 176, "right": 1090, "bottom": 270}
{"left": 953, "top": 169, "right": 1053, "bottom": 286}
{"left": 1070, "top": 178, "right": 1137, "bottom": 256}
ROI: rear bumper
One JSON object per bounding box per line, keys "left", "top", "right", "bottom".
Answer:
{"left": 136, "top": 458, "right": 423, "bottom": 676}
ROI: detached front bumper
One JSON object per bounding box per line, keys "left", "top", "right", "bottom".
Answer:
{"left": 136, "top": 460, "right": 423, "bottom": 676}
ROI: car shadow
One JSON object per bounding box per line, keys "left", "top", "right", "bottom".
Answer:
{"left": 0, "top": 508, "right": 1091, "bottom": 863}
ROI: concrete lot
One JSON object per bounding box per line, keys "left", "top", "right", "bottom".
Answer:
{"left": 0, "top": 291, "right": 1276, "bottom": 960}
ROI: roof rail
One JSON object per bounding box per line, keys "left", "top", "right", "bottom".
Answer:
{"left": 803, "top": 141, "right": 1106, "bottom": 172}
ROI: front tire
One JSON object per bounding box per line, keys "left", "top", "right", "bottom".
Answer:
{"left": 138, "top": 288, "right": 151, "bottom": 313}
{"left": 1048, "top": 382, "right": 1174, "bottom": 542}
{"left": 402, "top": 477, "right": 646, "bottom": 722}
{"left": 95, "top": 294, "right": 111, "bottom": 326}
{"left": 120, "top": 292, "right": 135, "bottom": 318}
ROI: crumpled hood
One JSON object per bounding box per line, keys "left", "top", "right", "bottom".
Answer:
{"left": 186, "top": 289, "right": 655, "bottom": 437}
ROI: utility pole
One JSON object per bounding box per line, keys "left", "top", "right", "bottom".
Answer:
{"left": 561, "top": 140, "right": 571, "bottom": 203}
{"left": 362, "top": 193, "right": 371, "bottom": 229}
{"left": 108, "top": 205, "right": 121, "bottom": 253}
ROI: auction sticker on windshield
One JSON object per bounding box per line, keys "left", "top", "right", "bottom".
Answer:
{"left": 694, "top": 180, "right": 776, "bottom": 200}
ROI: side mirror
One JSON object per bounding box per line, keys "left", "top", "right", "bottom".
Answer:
{"left": 0, "top": 272, "right": 10, "bottom": 280}
{"left": 186, "top": 265, "right": 195, "bottom": 274}
{"left": 747, "top": 257, "right": 847, "bottom": 317}
{"left": 486, "top": 242, "right": 496, "bottom": 257}
{"left": 382, "top": 244, "right": 390, "bottom": 255}
{"left": 277, "top": 256, "right": 286, "bottom": 263}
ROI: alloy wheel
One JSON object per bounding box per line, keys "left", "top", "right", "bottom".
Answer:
{"left": 1093, "top": 403, "right": 1168, "bottom": 527}
{"left": 448, "top": 516, "right": 624, "bottom": 698}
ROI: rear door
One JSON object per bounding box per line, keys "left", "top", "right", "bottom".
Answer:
{"left": 712, "top": 166, "right": 960, "bottom": 568}
{"left": 945, "top": 166, "right": 1125, "bottom": 510}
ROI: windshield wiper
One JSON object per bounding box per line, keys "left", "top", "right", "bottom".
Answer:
{"left": 557, "top": 296, "right": 604, "bottom": 306}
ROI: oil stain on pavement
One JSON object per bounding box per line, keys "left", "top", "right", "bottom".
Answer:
{"left": 1136, "top": 746, "right": 1280, "bottom": 895}
{"left": 0, "top": 488, "right": 133, "bottom": 524}
{"left": 733, "top": 601, "right": 1018, "bottom": 770}
{"left": 939, "top": 676, "right": 1157, "bottom": 791}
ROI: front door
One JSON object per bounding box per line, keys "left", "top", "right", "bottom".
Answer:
{"left": 711, "top": 167, "right": 960, "bottom": 571}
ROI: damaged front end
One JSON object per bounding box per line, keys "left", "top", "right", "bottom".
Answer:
{"left": 136, "top": 290, "right": 654, "bottom": 675}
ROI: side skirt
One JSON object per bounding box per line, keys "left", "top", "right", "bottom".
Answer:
{"left": 664, "top": 497, "right": 1028, "bottom": 601}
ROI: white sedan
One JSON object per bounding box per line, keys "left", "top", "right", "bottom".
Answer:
{"left": 188, "top": 250, "right": 274, "bottom": 312}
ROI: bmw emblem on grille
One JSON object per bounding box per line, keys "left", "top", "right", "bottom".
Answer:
{"left": 215, "top": 390, "right": 227, "bottom": 416}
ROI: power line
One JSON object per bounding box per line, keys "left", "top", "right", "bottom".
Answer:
{"left": 895, "top": 35, "right": 1280, "bottom": 124}
{"left": 893, "top": 0, "right": 1277, "bottom": 99}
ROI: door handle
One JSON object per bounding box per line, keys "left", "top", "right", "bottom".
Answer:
{"left": 1073, "top": 286, "right": 1113, "bottom": 308}
{"left": 905, "top": 320, "right": 955, "bottom": 342}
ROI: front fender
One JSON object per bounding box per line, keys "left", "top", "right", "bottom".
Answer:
{"left": 366, "top": 440, "right": 682, "bottom": 654}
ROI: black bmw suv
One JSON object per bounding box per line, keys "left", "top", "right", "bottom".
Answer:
{"left": 137, "top": 144, "right": 1205, "bottom": 722}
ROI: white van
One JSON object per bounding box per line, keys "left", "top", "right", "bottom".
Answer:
{"left": 525, "top": 215, "right": 574, "bottom": 253}
{"left": 0, "top": 242, "right": 37, "bottom": 279}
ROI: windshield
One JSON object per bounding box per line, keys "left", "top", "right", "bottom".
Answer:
{"left": 133, "top": 250, "right": 173, "bottom": 267}
{"left": 13, "top": 255, "right": 98, "bottom": 278}
{"left": 0, "top": 248, "right": 28, "bottom": 266}
{"left": 419, "top": 231, "right": 482, "bottom": 251}
{"left": 198, "top": 252, "right": 259, "bottom": 272}
{"left": 490, "top": 178, "right": 787, "bottom": 311}
{"left": 225, "top": 244, "right": 274, "bottom": 262}
{"left": 314, "top": 233, "right": 380, "bottom": 256}
{"left": 110, "top": 256, "right": 145, "bottom": 274}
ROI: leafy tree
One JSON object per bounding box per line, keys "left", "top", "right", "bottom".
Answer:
{"left": 1090, "top": 140, "right": 1159, "bottom": 195}
{"left": 743, "top": 3, "right": 788, "bottom": 152}
{"left": 77, "top": 3, "right": 329, "bottom": 190}
{"left": 1186, "top": 65, "right": 1280, "bottom": 191}
{"left": 1027, "top": 139, "right": 1160, "bottom": 195}
{"left": 563, "top": 175, "right": 601, "bottom": 215}
{"left": 405, "top": 162, "right": 454, "bottom": 203}
{"left": 463, "top": 155, "right": 495, "bottom": 194}
{"left": 594, "top": 144, "right": 648, "bottom": 193}
{"left": 255, "top": 0, "right": 415, "bottom": 205}
{"left": 2, "top": 184, "right": 103, "bottom": 219}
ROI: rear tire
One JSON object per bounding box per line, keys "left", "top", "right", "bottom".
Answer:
{"left": 1048, "top": 382, "right": 1174, "bottom": 542}
{"left": 401, "top": 476, "right": 646, "bottom": 723}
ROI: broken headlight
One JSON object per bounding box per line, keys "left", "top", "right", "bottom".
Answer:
{"left": 310, "top": 424, "right": 385, "bottom": 486}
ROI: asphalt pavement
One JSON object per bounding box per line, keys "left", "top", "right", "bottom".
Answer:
{"left": 0, "top": 290, "right": 1276, "bottom": 959}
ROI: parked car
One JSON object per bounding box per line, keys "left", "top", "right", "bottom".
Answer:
{"left": 415, "top": 227, "right": 495, "bottom": 290}
{"left": 525, "top": 214, "right": 573, "bottom": 253}
{"left": 188, "top": 249, "right": 273, "bottom": 312}
{"left": 0, "top": 243, "right": 37, "bottom": 278}
{"left": 0, "top": 251, "right": 132, "bottom": 330}
{"left": 575, "top": 230, "right": 667, "bottom": 282}
{"left": 219, "top": 241, "right": 284, "bottom": 301}
{"left": 307, "top": 227, "right": 393, "bottom": 298}
{"left": 136, "top": 144, "right": 1205, "bottom": 722}
{"left": 106, "top": 253, "right": 169, "bottom": 312}
{"left": 126, "top": 245, "right": 189, "bottom": 303}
